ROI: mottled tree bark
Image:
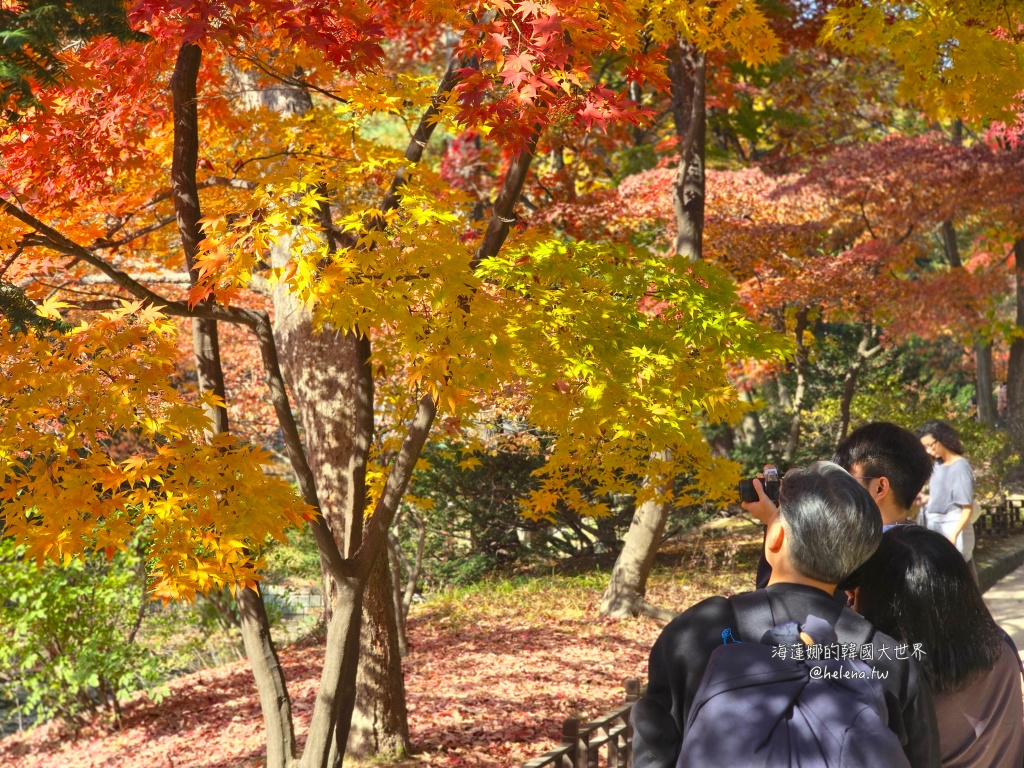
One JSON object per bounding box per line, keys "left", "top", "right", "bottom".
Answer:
{"left": 668, "top": 41, "right": 706, "bottom": 262}
{"left": 232, "top": 58, "right": 408, "bottom": 762}
{"left": 270, "top": 242, "right": 406, "bottom": 762}
{"left": 344, "top": 552, "right": 410, "bottom": 759}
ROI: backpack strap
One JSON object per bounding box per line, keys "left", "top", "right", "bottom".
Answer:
{"left": 728, "top": 590, "right": 775, "bottom": 643}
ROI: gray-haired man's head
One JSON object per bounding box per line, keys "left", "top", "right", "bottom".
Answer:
{"left": 777, "top": 461, "right": 882, "bottom": 584}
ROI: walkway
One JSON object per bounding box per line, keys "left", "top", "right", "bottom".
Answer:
{"left": 985, "top": 562, "right": 1024, "bottom": 653}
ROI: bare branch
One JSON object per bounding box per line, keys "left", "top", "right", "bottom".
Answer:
{"left": 0, "top": 247, "right": 22, "bottom": 278}
{"left": 355, "top": 394, "right": 437, "bottom": 579}
{"left": 380, "top": 51, "right": 473, "bottom": 215}
{"left": 0, "top": 197, "right": 261, "bottom": 327}
{"left": 80, "top": 272, "right": 193, "bottom": 286}
{"left": 234, "top": 53, "right": 351, "bottom": 105}
{"left": 472, "top": 134, "right": 540, "bottom": 269}
{"left": 95, "top": 216, "right": 178, "bottom": 250}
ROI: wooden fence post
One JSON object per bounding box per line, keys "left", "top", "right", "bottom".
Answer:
{"left": 624, "top": 679, "right": 640, "bottom": 767}
{"left": 561, "top": 717, "right": 580, "bottom": 768}
{"left": 624, "top": 679, "right": 640, "bottom": 703}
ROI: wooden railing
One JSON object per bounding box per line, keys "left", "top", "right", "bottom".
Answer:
{"left": 977, "top": 497, "right": 1024, "bottom": 537}
{"left": 521, "top": 679, "right": 644, "bottom": 768}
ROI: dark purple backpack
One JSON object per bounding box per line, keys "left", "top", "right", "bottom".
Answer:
{"left": 677, "top": 592, "right": 910, "bottom": 768}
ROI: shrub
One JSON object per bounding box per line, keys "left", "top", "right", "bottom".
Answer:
{"left": 0, "top": 539, "right": 165, "bottom": 726}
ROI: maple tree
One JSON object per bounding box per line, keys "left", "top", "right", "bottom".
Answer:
{"left": 0, "top": 1, "right": 789, "bottom": 766}
{"left": 7, "top": 0, "right": 1024, "bottom": 764}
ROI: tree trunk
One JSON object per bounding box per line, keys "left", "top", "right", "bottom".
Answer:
{"left": 668, "top": 41, "right": 706, "bottom": 262}
{"left": 737, "top": 387, "right": 764, "bottom": 449}
{"left": 170, "top": 43, "right": 229, "bottom": 435}
{"left": 1006, "top": 239, "right": 1024, "bottom": 452}
{"left": 238, "top": 585, "right": 297, "bottom": 768}
{"left": 599, "top": 39, "right": 707, "bottom": 620}
{"left": 301, "top": 395, "right": 436, "bottom": 768}
{"left": 235, "top": 51, "right": 407, "bottom": 759}
{"left": 345, "top": 551, "right": 411, "bottom": 759}
{"left": 782, "top": 309, "right": 810, "bottom": 462}
{"left": 942, "top": 220, "right": 997, "bottom": 425}
{"left": 835, "top": 324, "right": 881, "bottom": 443}
{"left": 387, "top": 536, "right": 410, "bottom": 657}
{"left": 272, "top": 277, "right": 408, "bottom": 760}
{"left": 299, "top": 576, "right": 366, "bottom": 768}
{"left": 387, "top": 509, "right": 426, "bottom": 657}
{"left": 976, "top": 340, "right": 997, "bottom": 426}
{"left": 599, "top": 463, "right": 676, "bottom": 623}
{"left": 172, "top": 42, "right": 296, "bottom": 768}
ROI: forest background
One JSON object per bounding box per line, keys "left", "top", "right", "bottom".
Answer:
{"left": 3, "top": 0, "right": 1024, "bottom": 766}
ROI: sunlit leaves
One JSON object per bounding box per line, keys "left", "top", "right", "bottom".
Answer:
{"left": 0, "top": 307, "right": 311, "bottom": 600}
{"left": 633, "top": 0, "right": 781, "bottom": 67}
{"left": 471, "top": 237, "right": 789, "bottom": 519}
{"left": 822, "top": 0, "right": 1024, "bottom": 122}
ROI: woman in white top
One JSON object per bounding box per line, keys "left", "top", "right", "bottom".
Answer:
{"left": 917, "top": 420, "right": 975, "bottom": 569}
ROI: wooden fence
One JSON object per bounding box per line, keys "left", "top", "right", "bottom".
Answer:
{"left": 521, "top": 679, "right": 644, "bottom": 768}
{"left": 977, "top": 497, "right": 1024, "bottom": 536}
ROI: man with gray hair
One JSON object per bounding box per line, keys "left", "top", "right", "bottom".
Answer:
{"left": 631, "top": 462, "right": 940, "bottom": 768}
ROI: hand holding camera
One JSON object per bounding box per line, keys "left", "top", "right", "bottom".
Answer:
{"left": 740, "top": 466, "right": 780, "bottom": 525}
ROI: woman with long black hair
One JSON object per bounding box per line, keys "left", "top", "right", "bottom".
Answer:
{"left": 918, "top": 420, "right": 976, "bottom": 571}
{"left": 854, "top": 526, "right": 1024, "bottom": 767}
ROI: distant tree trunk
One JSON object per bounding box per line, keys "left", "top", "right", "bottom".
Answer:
{"left": 737, "top": 387, "right": 764, "bottom": 448}
{"left": 976, "top": 341, "right": 997, "bottom": 426}
{"left": 600, "top": 43, "right": 706, "bottom": 620}
{"left": 942, "top": 219, "right": 997, "bottom": 425}
{"left": 835, "top": 323, "right": 882, "bottom": 443}
{"left": 387, "top": 537, "right": 410, "bottom": 657}
{"left": 1006, "top": 238, "right": 1024, "bottom": 452}
{"left": 388, "top": 508, "right": 426, "bottom": 657}
{"left": 782, "top": 308, "right": 810, "bottom": 462}
{"left": 172, "top": 42, "right": 297, "bottom": 768}
{"left": 668, "top": 41, "right": 706, "bottom": 261}
{"left": 709, "top": 427, "right": 734, "bottom": 458}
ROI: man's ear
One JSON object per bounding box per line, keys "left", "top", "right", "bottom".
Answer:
{"left": 765, "top": 518, "right": 785, "bottom": 555}
{"left": 875, "top": 476, "right": 891, "bottom": 502}
{"left": 846, "top": 587, "right": 860, "bottom": 612}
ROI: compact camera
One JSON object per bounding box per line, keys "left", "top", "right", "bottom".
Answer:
{"left": 738, "top": 467, "right": 780, "bottom": 504}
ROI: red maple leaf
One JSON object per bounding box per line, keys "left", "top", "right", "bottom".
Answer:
{"left": 499, "top": 51, "right": 537, "bottom": 88}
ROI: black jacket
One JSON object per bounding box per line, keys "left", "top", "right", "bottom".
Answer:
{"left": 631, "top": 583, "right": 941, "bottom": 768}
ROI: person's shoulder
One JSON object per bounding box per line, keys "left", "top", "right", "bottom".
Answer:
{"left": 657, "top": 595, "right": 734, "bottom": 640}
{"left": 950, "top": 456, "right": 974, "bottom": 475}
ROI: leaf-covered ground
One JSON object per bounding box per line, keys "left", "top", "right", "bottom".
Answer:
{"left": 0, "top": 522, "right": 760, "bottom": 768}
